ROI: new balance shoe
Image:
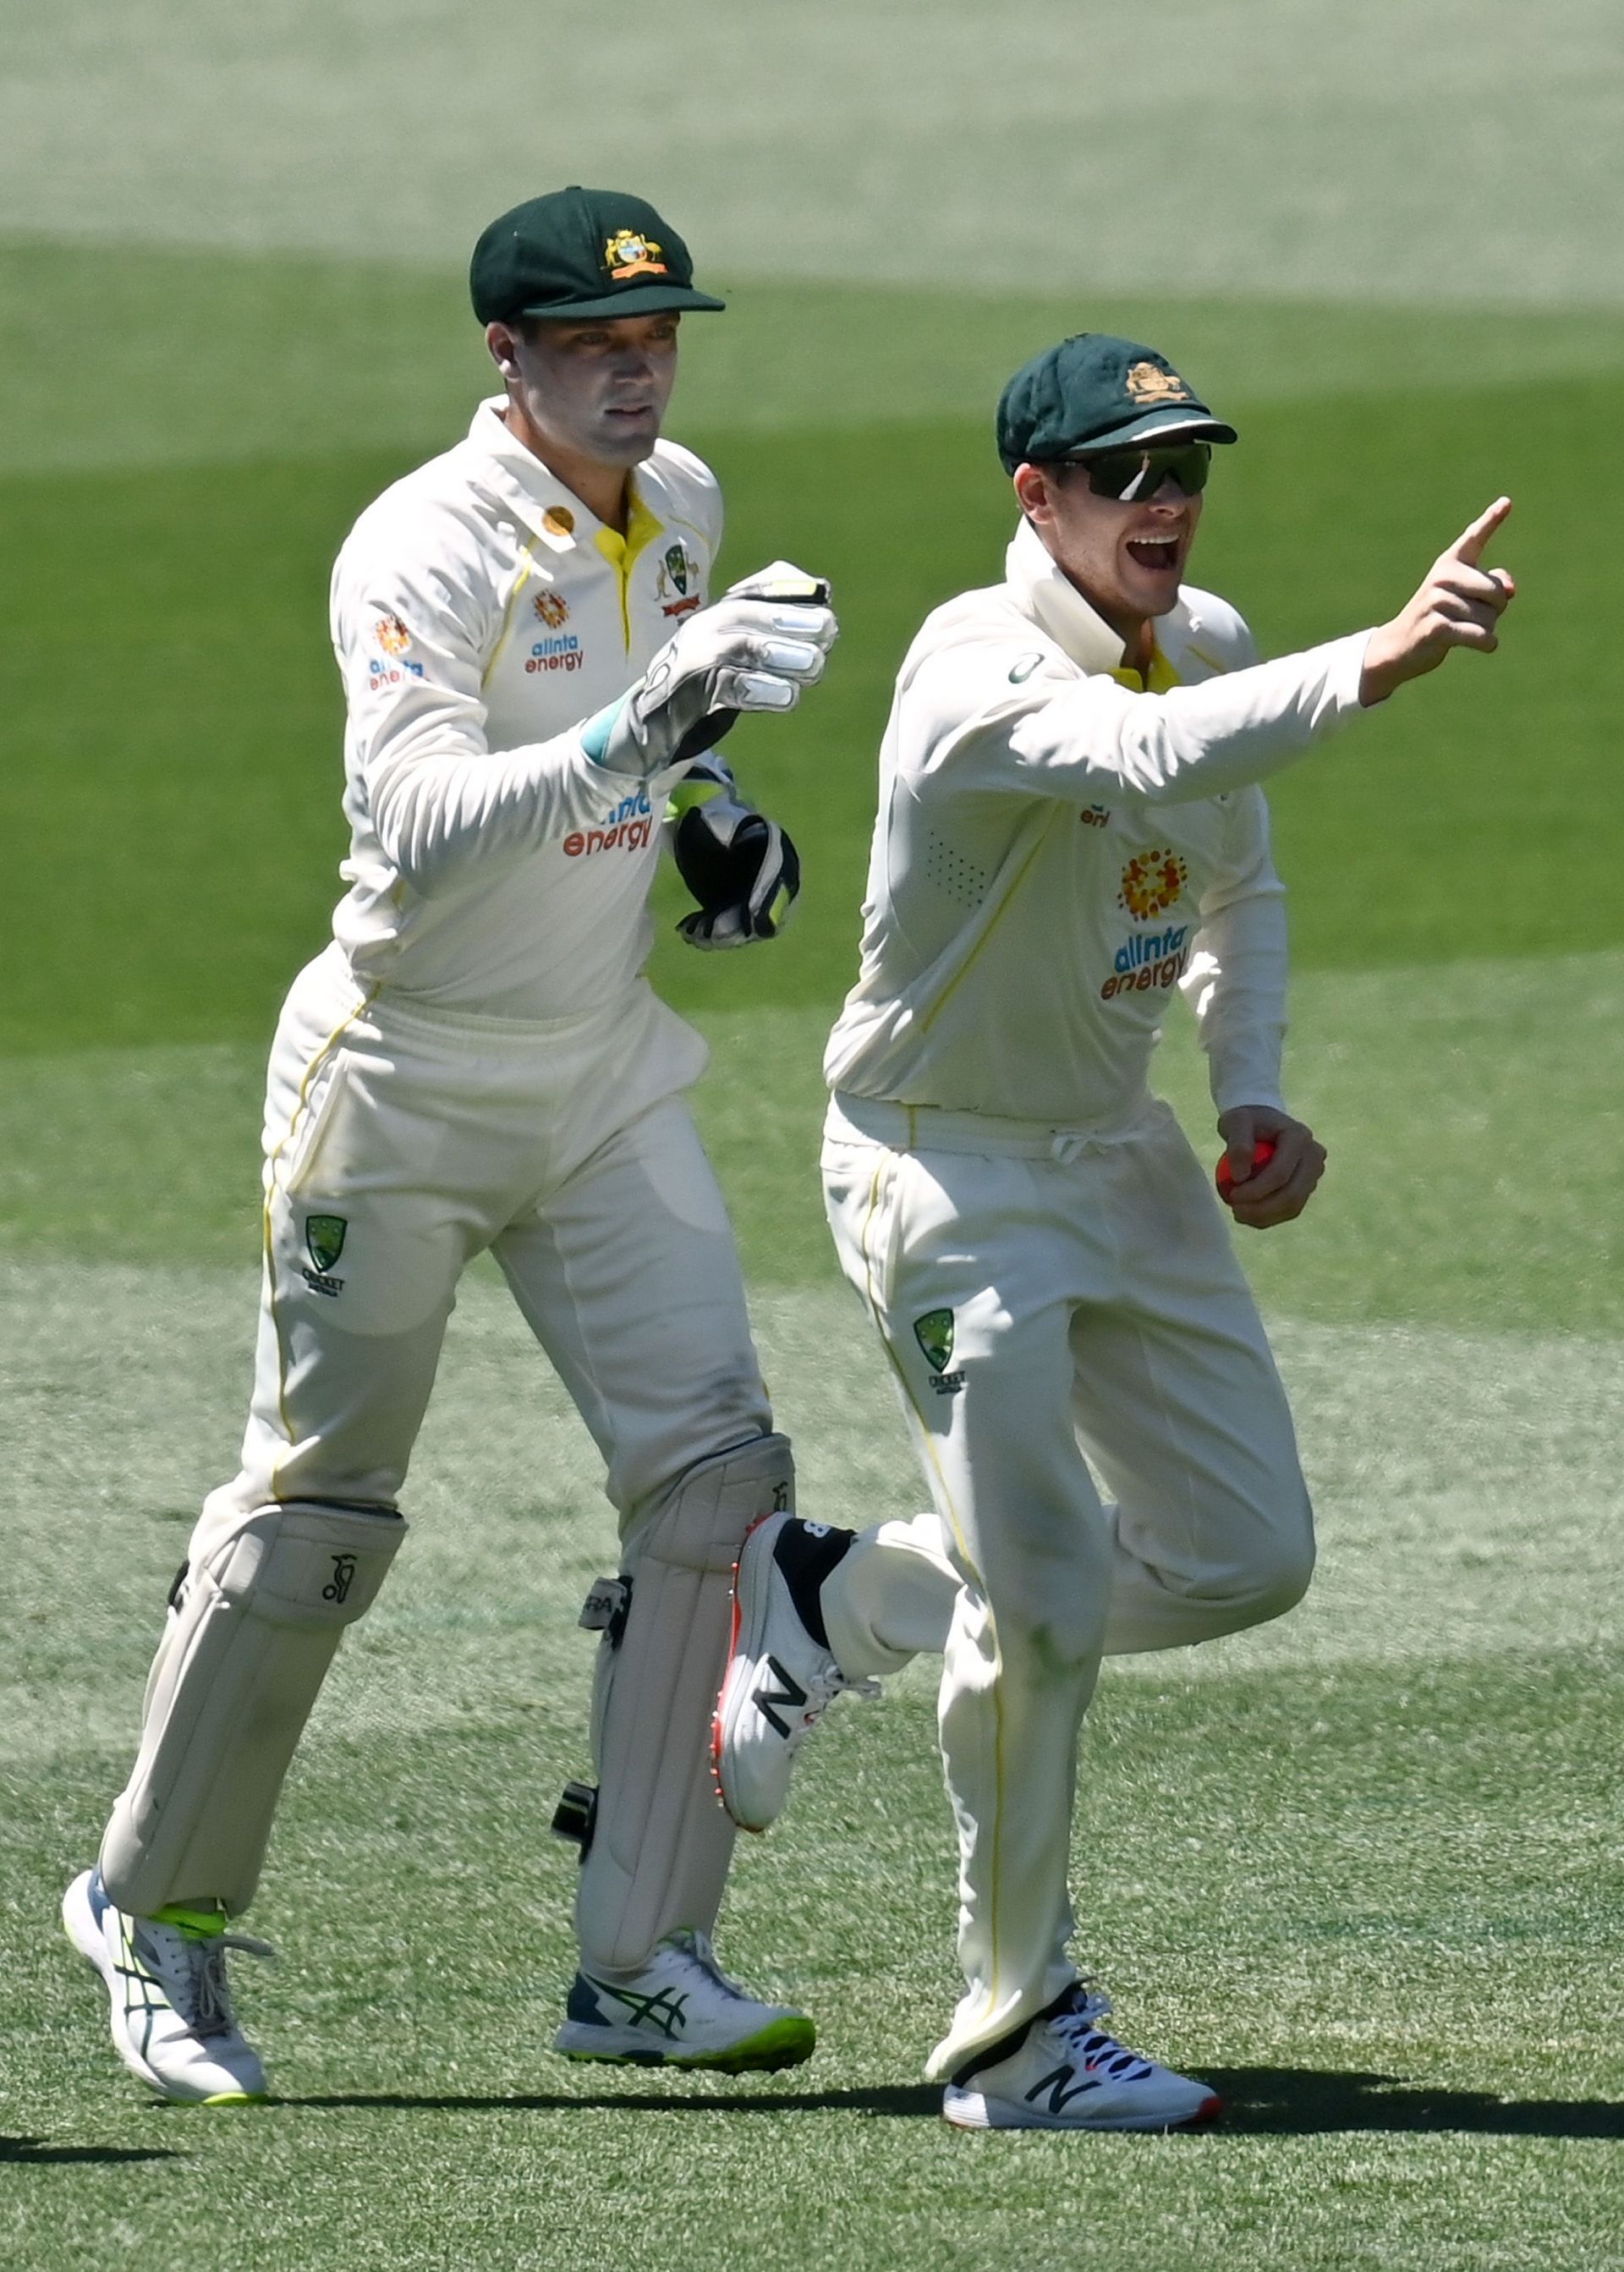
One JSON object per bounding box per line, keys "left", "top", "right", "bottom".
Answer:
{"left": 554, "top": 1928, "right": 815, "bottom": 2072}
{"left": 941, "top": 1984, "right": 1221, "bottom": 2132}
{"left": 63, "top": 1868, "right": 271, "bottom": 2105}
{"left": 712, "top": 1511, "right": 876, "bottom": 1830}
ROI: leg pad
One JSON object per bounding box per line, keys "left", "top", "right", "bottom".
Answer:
{"left": 575, "top": 1434, "right": 793, "bottom": 1972}
{"left": 99, "top": 1501, "right": 405, "bottom": 1917}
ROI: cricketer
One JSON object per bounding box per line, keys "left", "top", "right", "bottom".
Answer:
{"left": 63, "top": 185, "right": 840, "bottom": 2102}
{"left": 713, "top": 332, "right": 1516, "bottom": 2131}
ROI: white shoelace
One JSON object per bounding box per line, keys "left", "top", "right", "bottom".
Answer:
{"left": 793, "top": 1665, "right": 881, "bottom": 1740}
{"left": 663, "top": 1929, "right": 749, "bottom": 2003}
{"left": 136, "top": 1921, "right": 275, "bottom": 2040}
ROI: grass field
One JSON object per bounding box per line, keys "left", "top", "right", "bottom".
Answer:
{"left": 3, "top": 8, "right": 1623, "bottom": 2263}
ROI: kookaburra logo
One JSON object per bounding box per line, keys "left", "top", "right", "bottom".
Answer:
{"left": 323, "top": 1554, "right": 358, "bottom": 1605}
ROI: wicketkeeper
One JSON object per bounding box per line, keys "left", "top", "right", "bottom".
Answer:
{"left": 65, "top": 186, "right": 837, "bottom": 2102}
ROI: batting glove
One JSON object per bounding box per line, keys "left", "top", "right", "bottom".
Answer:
{"left": 672, "top": 759, "right": 801, "bottom": 948}
{"left": 581, "top": 563, "right": 836, "bottom": 780}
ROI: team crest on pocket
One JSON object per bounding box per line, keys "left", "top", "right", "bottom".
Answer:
{"left": 302, "top": 1215, "right": 348, "bottom": 1296}
{"left": 913, "top": 1308, "right": 964, "bottom": 1396}
{"left": 914, "top": 1309, "right": 954, "bottom": 1372}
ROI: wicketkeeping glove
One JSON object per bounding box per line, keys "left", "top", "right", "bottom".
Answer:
{"left": 672, "top": 757, "right": 801, "bottom": 949}
{"left": 581, "top": 563, "right": 836, "bottom": 780}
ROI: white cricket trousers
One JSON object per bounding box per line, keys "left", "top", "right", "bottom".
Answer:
{"left": 187, "top": 945, "right": 771, "bottom": 1948}
{"left": 820, "top": 1092, "right": 1314, "bottom": 2080}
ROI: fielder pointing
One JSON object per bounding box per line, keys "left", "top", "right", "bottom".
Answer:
{"left": 712, "top": 334, "right": 1515, "bottom": 2130}
{"left": 65, "top": 187, "right": 838, "bottom": 2102}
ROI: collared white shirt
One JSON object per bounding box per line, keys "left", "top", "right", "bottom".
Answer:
{"left": 824, "top": 517, "right": 1369, "bottom": 1127}
{"left": 326, "top": 397, "right": 721, "bottom": 1018}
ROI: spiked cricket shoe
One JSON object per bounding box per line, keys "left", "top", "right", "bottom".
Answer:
{"left": 712, "top": 1510, "right": 876, "bottom": 1830}
{"left": 63, "top": 1868, "right": 271, "bottom": 2105}
{"left": 942, "top": 1984, "right": 1221, "bottom": 2132}
{"left": 554, "top": 1928, "right": 815, "bottom": 2072}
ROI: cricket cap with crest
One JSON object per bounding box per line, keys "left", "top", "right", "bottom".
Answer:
{"left": 996, "top": 333, "right": 1237, "bottom": 470}
{"left": 470, "top": 187, "right": 727, "bottom": 324}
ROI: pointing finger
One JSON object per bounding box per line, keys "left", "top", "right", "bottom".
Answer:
{"left": 1448, "top": 495, "right": 1512, "bottom": 568}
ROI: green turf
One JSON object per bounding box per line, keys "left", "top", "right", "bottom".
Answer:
{"left": 1, "top": 356, "right": 1615, "bottom": 1052}
{"left": 3, "top": 1266, "right": 1620, "bottom": 2269}
{"left": 5, "top": 0, "right": 1621, "bottom": 311}
{"left": 13, "top": 239, "right": 1624, "bottom": 480}
{"left": 5, "top": 83, "right": 1624, "bottom": 2257}
{"left": 3, "top": 948, "right": 1621, "bottom": 1340}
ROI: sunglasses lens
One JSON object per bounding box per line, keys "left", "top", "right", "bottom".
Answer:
{"left": 1079, "top": 444, "right": 1210, "bottom": 500}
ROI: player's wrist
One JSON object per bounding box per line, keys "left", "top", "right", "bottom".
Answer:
{"left": 1358, "top": 622, "right": 1408, "bottom": 706}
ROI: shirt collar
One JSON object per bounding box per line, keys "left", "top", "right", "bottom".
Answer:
{"left": 1003, "top": 516, "right": 1130, "bottom": 674}
{"left": 464, "top": 395, "right": 663, "bottom": 557}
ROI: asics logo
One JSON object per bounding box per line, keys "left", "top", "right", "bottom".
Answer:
{"left": 1025, "top": 2063, "right": 1103, "bottom": 2114}
{"left": 754, "top": 1655, "right": 808, "bottom": 1740}
{"left": 594, "top": 1982, "right": 690, "bottom": 2039}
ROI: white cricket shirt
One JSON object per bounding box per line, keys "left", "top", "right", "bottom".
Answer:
{"left": 327, "top": 397, "right": 721, "bottom": 1019}
{"left": 825, "top": 517, "right": 1371, "bottom": 1128}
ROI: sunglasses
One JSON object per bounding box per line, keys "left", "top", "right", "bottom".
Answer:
{"left": 1067, "top": 442, "right": 1212, "bottom": 502}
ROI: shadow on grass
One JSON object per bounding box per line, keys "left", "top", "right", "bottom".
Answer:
{"left": 277, "top": 2069, "right": 1624, "bottom": 2138}
{"left": 1, "top": 2134, "right": 177, "bottom": 2165}
{"left": 1208, "top": 2068, "right": 1624, "bottom": 2139}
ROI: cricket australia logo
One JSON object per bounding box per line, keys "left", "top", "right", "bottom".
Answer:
{"left": 301, "top": 1214, "right": 348, "bottom": 1298}
{"left": 657, "top": 541, "right": 702, "bottom": 618}
{"left": 913, "top": 1309, "right": 965, "bottom": 1397}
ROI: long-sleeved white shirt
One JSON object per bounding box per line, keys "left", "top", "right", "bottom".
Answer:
{"left": 824, "top": 517, "right": 1370, "bottom": 1126}
{"left": 327, "top": 397, "right": 721, "bottom": 1018}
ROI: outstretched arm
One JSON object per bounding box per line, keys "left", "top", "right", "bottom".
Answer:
{"left": 914, "top": 500, "right": 1517, "bottom": 807}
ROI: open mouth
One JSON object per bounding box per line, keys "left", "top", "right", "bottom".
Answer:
{"left": 1125, "top": 535, "right": 1182, "bottom": 574}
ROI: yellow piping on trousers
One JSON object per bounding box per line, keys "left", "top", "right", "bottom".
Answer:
{"left": 855, "top": 1150, "right": 1007, "bottom": 2020}
{"left": 261, "top": 988, "right": 379, "bottom": 1493}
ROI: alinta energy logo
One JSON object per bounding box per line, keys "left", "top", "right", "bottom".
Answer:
{"left": 1117, "top": 848, "right": 1189, "bottom": 920}
{"left": 534, "top": 591, "right": 570, "bottom": 629}
{"left": 366, "top": 612, "right": 425, "bottom": 694}
{"left": 564, "top": 785, "right": 655, "bottom": 860}
{"left": 1102, "top": 847, "right": 1193, "bottom": 1002}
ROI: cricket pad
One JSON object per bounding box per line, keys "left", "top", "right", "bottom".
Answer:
{"left": 100, "top": 1501, "right": 405, "bottom": 1917}
{"left": 576, "top": 1433, "right": 793, "bottom": 1973}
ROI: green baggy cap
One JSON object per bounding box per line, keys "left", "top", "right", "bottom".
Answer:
{"left": 996, "top": 334, "right": 1237, "bottom": 470}
{"left": 470, "top": 187, "right": 727, "bottom": 324}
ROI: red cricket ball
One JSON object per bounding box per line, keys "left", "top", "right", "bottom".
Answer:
{"left": 1215, "top": 1136, "right": 1277, "bottom": 1199}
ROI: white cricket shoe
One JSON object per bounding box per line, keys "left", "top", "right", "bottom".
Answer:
{"left": 711, "top": 1510, "right": 876, "bottom": 1830}
{"left": 941, "top": 1985, "right": 1221, "bottom": 2132}
{"left": 554, "top": 1929, "right": 815, "bottom": 2072}
{"left": 63, "top": 1868, "right": 271, "bottom": 2105}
